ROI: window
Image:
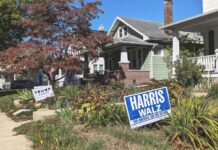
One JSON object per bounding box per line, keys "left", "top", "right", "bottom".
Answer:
{"left": 209, "top": 31, "right": 215, "bottom": 55}
{"left": 94, "top": 64, "right": 98, "bottom": 72}
{"left": 119, "top": 28, "right": 123, "bottom": 38}
{"left": 99, "top": 64, "right": 104, "bottom": 71}
{"left": 99, "top": 64, "right": 104, "bottom": 75}
{"left": 123, "top": 26, "right": 128, "bottom": 36}
{"left": 118, "top": 26, "right": 128, "bottom": 38}
{"left": 153, "top": 49, "right": 161, "bottom": 55}
{"left": 153, "top": 47, "right": 163, "bottom": 56}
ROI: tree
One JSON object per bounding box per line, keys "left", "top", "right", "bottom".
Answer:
{"left": 0, "top": 0, "right": 27, "bottom": 51}
{"left": 0, "top": 0, "right": 111, "bottom": 85}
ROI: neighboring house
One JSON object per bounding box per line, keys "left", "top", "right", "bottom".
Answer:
{"left": 104, "top": 16, "right": 171, "bottom": 85}
{"left": 162, "top": 0, "right": 218, "bottom": 79}
{"left": 56, "top": 44, "right": 105, "bottom": 86}
{"left": 0, "top": 67, "right": 45, "bottom": 89}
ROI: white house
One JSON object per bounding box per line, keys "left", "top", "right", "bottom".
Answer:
{"left": 56, "top": 44, "right": 105, "bottom": 87}
{"left": 162, "top": 0, "right": 218, "bottom": 79}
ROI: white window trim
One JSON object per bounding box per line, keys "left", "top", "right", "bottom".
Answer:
{"left": 118, "top": 26, "right": 128, "bottom": 38}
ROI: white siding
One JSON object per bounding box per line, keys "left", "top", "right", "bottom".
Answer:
{"left": 203, "top": 0, "right": 218, "bottom": 13}
{"left": 89, "top": 57, "right": 105, "bottom": 74}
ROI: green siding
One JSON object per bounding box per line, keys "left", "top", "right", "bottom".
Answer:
{"left": 152, "top": 56, "right": 170, "bottom": 80}
{"left": 112, "top": 22, "right": 143, "bottom": 40}
{"left": 142, "top": 50, "right": 151, "bottom": 71}
{"left": 128, "top": 28, "right": 143, "bottom": 40}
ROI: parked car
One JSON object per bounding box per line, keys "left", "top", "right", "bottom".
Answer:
{"left": 11, "top": 80, "right": 35, "bottom": 89}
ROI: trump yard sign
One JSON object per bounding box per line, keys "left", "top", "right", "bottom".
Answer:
{"left": 124, "top": 87, "right": 171, "bottom": 129}
{"left": 32, "top": 85, "right": 55, "bottom": 102}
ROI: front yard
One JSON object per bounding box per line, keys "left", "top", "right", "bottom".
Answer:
{"left": 0, "top": 81, "right": 217, "bottom": 150}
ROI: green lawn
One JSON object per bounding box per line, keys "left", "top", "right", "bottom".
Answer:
{"left": 0, "top": 93, "right": 18, "bottom": 113}
{"left": 15, "top": 119, "right": 105, "bottom": 150}
{"left": 0, "top": 89, "right": 19, "bottom": 97}
{"left": 15, "top": 119, "right": 172, "bottom": 150}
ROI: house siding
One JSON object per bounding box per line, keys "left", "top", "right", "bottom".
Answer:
{"left": 113, "top": 22, "right": 143, "bottom": 39}
{"left": 142, "top": 50, "right": 151, "bottom": 71}
{"left": 203, "top": 0, "right": 218, "bottom": 13}
{"left": 152, "top": 56, "right": 170, "bottom": 80}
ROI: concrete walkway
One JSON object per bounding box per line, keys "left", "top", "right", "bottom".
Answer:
{"left": 0, "top": 112, "right": 32, "bottom": 150}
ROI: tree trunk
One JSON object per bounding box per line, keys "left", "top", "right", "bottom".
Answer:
{"left": 84, "top": 53, "right": 90, "bottom": 78}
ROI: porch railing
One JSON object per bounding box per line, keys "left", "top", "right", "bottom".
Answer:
{"left": 191, "top": 55, "right": 216, "bottom": 72}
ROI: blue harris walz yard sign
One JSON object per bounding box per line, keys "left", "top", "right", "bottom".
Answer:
{"left": 124, "top": 87, "right": 171, "bottom": 129}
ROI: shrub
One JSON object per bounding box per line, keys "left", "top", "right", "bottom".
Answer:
{"left": 55, "top": 100, "right": 75, "bottom": 126}
{"left": 59, "top": 84, "right": 82, "bottom": 100}
{"left": 86, "top": 101, "right": 128, "bottom": 126}
{"left": 208, "top": 84, "right": 218, "bottom": 99}
{"left": 107, "top": 82, "right": 125, "bottom": 91}
{"left": 18, "top": 89, "right": 33, "bottom": 101}
{"left": 175, "top": 57, "right": 203, "bottom": 88}
{"left": 164, "top": 98, "right": 218, "bottom": 149}
{"left": 139, "top": 80, "right": 188, "bottom": 106}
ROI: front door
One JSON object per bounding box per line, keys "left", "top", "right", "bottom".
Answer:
{"left": 209, "top": 31, "right": 215, "bottom": 55}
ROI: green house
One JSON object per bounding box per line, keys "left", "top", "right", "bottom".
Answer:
{"left": 104, "top": 16, "right": 171, "bottom": 84}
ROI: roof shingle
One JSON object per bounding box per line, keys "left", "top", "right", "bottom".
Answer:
{"left": 119, "top": 16, "right": 170, "bottom": 40}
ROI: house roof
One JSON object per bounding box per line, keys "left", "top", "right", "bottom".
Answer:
{"left": 162, "top": 9, "right": 218, "bottom": 32}
{"left": 108, "top": 16, "right": 170, "bottom": 41}
{"left": 106, "top": 36, "right": 157, "bottom": 48}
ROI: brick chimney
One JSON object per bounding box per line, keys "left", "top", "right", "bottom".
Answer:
{"left": 164, "top": 0, "right": 173, "bottom": 35}
{"left": 164, "top": 0, "right": 173, "bottom": 25}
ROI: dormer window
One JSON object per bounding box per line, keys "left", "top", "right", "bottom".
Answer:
{"left": 118, "top": 26, "right": 128, "bottom": 38}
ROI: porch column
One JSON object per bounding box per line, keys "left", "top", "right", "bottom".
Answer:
{"left": 119, "top": 46, "right": 130, "bottom": 72}
{"left": 119, "top": 46, "right": 129, "bottom": 64}
{"left": 58, "top": 68, "right": 64, "bottom": 87}
{"left": 172, "top": 31, "right": 180, "bottom": 76}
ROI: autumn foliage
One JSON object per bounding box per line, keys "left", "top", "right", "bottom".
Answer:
{"left": 0, "top": 0, "right": 111, "bottom": 85}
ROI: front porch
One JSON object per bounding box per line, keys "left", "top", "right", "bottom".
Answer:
{"left": 163, "top": 10, "right": 218, "bottom": 78}
{"left": 104, "top": 43, "right": 154, "bottom": 84}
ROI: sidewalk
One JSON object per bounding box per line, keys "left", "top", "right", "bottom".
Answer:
{"left": 0, "top": 112, "right": 32, "bottom": 150}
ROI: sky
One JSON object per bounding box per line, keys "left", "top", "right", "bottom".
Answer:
{"left": 91, "top": 0, "right": 202, "bottom": 31}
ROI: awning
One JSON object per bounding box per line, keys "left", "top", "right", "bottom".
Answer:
{"left": 162, "top": 10, "right": 218, "bottom": 32}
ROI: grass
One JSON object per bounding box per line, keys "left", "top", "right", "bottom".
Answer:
{"left": 99, "top": 126, "right": 171, "bottom": 150}
{"left": 0, "top": 94, "right": 18, "bottom": 113}
{"left": 0, "top": 89, "right": 20, "bottom": 97}
{"left": 15, "top": 118, "right": 172, "bottom": 150}
{"left": 15, "top": 119, "right": 105, "bottom": 150}
{"left": 0, "top": 93, "right": 34, "bottom": 121}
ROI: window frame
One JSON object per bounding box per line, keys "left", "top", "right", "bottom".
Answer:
{"left": 153, "top": 47, "right": 164, "bottom": 57}
{"left": 118, "top": 25, "right": 128, "bottom": 38}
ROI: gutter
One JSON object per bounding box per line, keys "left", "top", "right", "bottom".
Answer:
{"left": 161, "top": 9, "right": 218, "bottom": 30}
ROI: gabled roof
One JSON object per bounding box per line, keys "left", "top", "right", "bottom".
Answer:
{"left": 108, "top": 16, "right": 170, "bottom": 41}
